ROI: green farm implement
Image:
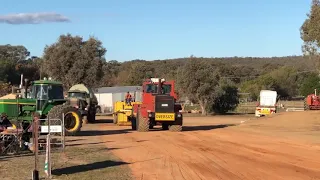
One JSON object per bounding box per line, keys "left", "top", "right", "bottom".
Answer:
{"left": 0, "top": 77, "right": 83, "bottom": 136}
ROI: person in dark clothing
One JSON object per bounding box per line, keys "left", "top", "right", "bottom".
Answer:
{"left": 0, "top": 113, "right": 12, "bottom": 131}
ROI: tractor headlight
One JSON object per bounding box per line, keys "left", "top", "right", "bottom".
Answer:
{"left": 148, "top": 113, "right": 152, "bottom": 117}
{"left": 177, "top": 114, "right": 181, "bottom": 118}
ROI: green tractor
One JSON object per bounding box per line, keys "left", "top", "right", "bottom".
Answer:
{"left": 66, "top": 84, "right": 100, "bottom": 123}
{"left": 0, "top": 77, "right": 83, "bottom": 136}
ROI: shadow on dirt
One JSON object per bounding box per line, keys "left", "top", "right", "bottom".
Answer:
{"left": 182, "top": 124, "right": 237, "bottom": 131}
{"left": 66, "top": 138, "right": 86, "bottom": 142}
{"left": 75, "top": 129, "right": 132, "bottom": 136}
{"left": 94, "top": 119, "right": 114, "bottom": 124}
{"left": 224, "top": 113, "right": 255, "bottom": 115}
{"left": 52, "top": 160, "right": 129, "bottom": 175}
{"left": 0, "top": 152, "right": 34, "bottom": 161}
{"left": 67, "top": 141, "right": 114, "bottom": 147}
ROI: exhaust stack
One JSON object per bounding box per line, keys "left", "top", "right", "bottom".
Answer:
{"left": 19, "top": 74, "right": 23, "bottom": 89}
{"left": 157, "top": 78, "right": 162, "bottom": 94}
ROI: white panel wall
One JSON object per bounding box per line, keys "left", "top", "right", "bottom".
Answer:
{"left": 95, "top": 93, "right": 113, "bottom": 113}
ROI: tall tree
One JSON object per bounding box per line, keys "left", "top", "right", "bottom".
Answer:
{"left": 0, "top": 45, "right": 39, "bottom": 84}
{"left": 125, "top": 61, "right": 155, "bottom": 85}
{"left": 299, "top": 72, "right": 320, "bottom": 96}
{"left": 0, "top": 44, "right": 30, "bottom": 62}
{"left": 176, "top": 57, "right": 220, "bottom": 115}
{"left": 43, "top": 34, "right": 107, "bottom": 89}
{"left": 300, "top": 0, "right": 320, "bottom": 69}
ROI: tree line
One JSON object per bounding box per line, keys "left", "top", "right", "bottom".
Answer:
{"left": 0, "top": 0, "right": 320, "bottom": 114}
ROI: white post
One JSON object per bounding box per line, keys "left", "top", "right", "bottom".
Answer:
{"left": 62, "top": 113, "right": 65, "bottom": 151}
{"left": 44, "top": 134, "right": 51, "bottom": 178}
{"left": 45, "top": 116, "right": 52, "bottom": 178}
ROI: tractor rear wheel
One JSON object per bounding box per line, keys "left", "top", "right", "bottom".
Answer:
{"left": 162, "top": 123, "right": 169, "bottom": 130}
{"left": 130, "top": 117, "right": 137, "bottom": 130}
{"left": 169, "top": 116, "right": 183, "bottom": 132}
{"left": 169, "top": 125, "right": 182, "bottom": 132}
{"left": 47, "top": 104, "right": 83, "bottom": 136}
{"left": 87, "top": 107, "right": 96, "bottom": 123}
{"left": 304, "top": 99, "right": 310, "bottom": 110}
{"left": 136, "top": 108, "right": 149, "bottom": 132}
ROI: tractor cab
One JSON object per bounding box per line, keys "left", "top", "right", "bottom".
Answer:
{"left": 68, "top": 90, "right": 88, "bottom": 99}
{"left": 30, "top": 77, "right": 64, "bottom": 100}
{"left": 67, "top": 89, "right": 89, "bottom": 116}
{"left": 30, "top": 77, "right": 65, "bottom": 111}
{"left": 142, "top": 78, "right": 177, "bottom": 100}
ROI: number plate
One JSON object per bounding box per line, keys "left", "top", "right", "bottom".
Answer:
{"left": 155, "top": 113, "right": 175, "bottom": 121}
{"left": 261, "top": 108, "right": 270, "bottom": 114}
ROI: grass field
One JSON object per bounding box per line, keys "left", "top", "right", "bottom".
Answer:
{"left": 0, "top": 145, "right": 132, "bottom": 180}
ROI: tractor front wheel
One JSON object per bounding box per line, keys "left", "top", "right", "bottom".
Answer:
{"left": 48, "top": 105, "right": 83, "bottom": 136}
{"left": 136, "top": 108, "right": 149, "bottom": 132}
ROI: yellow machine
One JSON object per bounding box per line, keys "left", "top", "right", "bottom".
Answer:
{"left": 113, "top": 101, "right": 142, "bottom": 126}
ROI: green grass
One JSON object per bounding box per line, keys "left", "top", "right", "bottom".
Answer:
{"left": 0, "top": 146, "right": 132, "bottom": 180}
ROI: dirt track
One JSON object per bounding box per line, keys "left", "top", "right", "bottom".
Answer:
{"left": 75, "top": 112, "right": 320, "bottom": 180}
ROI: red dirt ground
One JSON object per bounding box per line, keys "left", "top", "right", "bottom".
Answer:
{"left": 72, "top": 111, "right": 320, "bottom": 180}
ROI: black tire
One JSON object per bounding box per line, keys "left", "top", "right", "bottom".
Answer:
{"left": 169, "top": 115, "right": 183, "bottom": 132}
{"left": 87, "top": 107, "right": 96, "bottom": 123}
{"left": 96, "top": 106, "right": 102, "bottom": 113}
{"left": 162, "top": 123, "right": 169, "bottom": 130}
{"left": 304, "top": 99, "right": 310, "bottom": 110}
{"left": 149, "top": 118, "right": 154, "bottom": 129}
{"left": 131, "top": 117, "right": 137, "bottom": 130}
{"left": 136, "top": 108, "right": 149, "bottom": 132}
{"left": 169, "top": 125, "right": 182, "bottom": 132}
{"left": 47, "top": 104, "right": 83, "bottom": 136}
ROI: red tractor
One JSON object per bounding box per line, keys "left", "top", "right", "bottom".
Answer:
{"left": 304, "top": 89, "right": 320, "bottom": 110}
{"left": 130, "top": 78, "right": 183, "bottom": 132}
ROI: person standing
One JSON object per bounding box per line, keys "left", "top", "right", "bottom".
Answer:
{"left": 125, "top": 92, "right": 132, "bottom": 105}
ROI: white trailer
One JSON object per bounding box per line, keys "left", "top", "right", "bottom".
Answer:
{"left": 255, "top": 90, "right": 278, "bottom": 117}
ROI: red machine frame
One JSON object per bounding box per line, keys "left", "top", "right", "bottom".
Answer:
{"left": 133, "top": 78, "right": 180, "bottom": 117}
{"left": 131, "top": 78, "right": 183, "bottom": 132}
{"left": 305, "top": 93, "right": 320, "bottom": 110}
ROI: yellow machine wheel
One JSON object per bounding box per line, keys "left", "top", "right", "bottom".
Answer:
{"left": 47, "top": 104, "right": 83, "bottom": 136}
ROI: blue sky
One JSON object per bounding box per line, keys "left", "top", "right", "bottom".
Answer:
{"left": 0, "top": 0, "right": 311, "bottom": 61}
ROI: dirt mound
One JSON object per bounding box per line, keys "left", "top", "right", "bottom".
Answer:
{"left": 0, "top": 93, "right": 16, "bottom": 99}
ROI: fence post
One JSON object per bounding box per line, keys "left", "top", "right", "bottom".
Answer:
{"left": 32, "top": 112, "right": 40, "bottom": 180}
{"left": 62, "top": 113, "right": 65, "bottom": 151}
